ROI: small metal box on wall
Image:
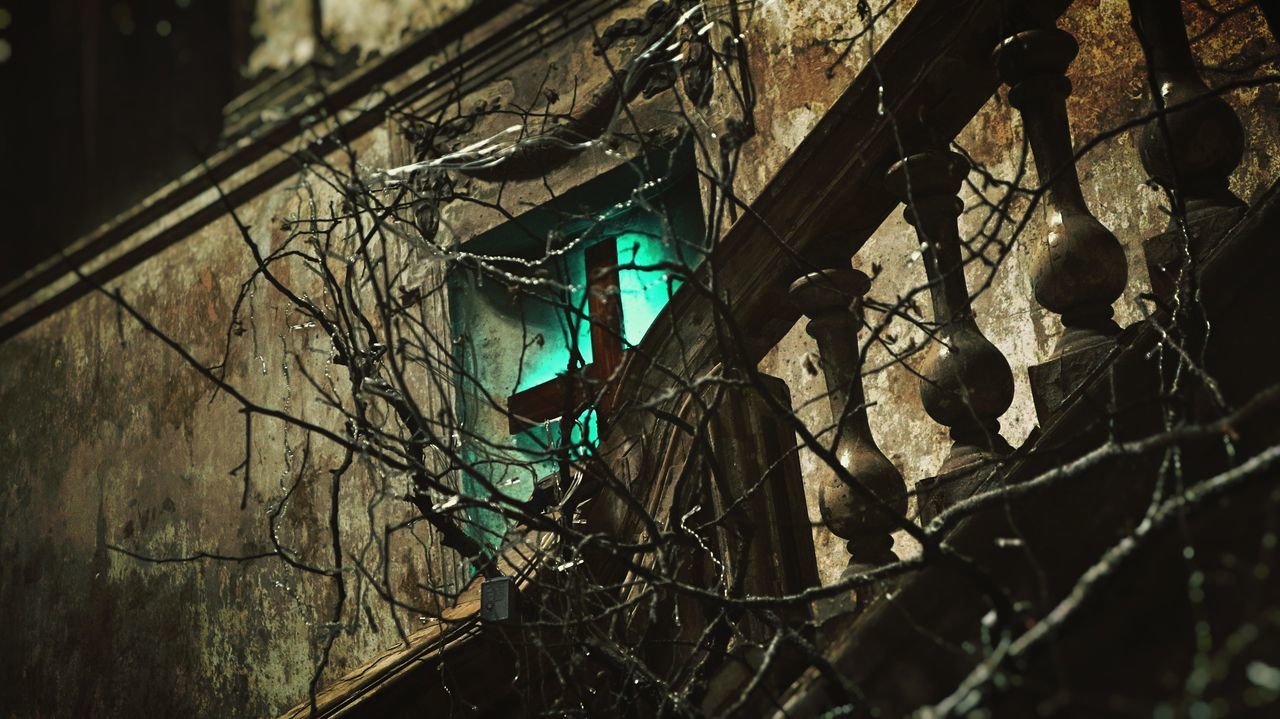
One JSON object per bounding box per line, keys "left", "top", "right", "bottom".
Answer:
{"left": 481, "top": 576, "right": 519, "bottom": 623}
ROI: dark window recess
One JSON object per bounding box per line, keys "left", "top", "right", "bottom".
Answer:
{"left": 0, "top": 0, "right": 251, "bottom": 287}
{"left": 447, "top": 140, "right": 705, "bottom": 551}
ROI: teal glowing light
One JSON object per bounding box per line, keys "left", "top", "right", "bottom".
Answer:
{"left": 615, "top": 231, "right": 682, "bottom": 347}
{"left": 450, "top": 208, "right": 698, "bottom": 555}
{"left": 510, "top": 260, "right": 593, "bottom": 393}
{"left": 513, "top": 227, "right": 682, "bottom": 391}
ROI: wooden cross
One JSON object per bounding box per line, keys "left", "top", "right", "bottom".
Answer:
{"left": 506, "top": 240, "right": 626, "bottom": 434}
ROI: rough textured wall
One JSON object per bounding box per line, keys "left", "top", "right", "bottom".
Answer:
{"left": 0, "top": 128, "right": 466, "bottom": 716}
{"left": 727, "top": 0, "right": 916, "bottom": 206}
{"left": 0, "top": 1, "right": 687, "bottom": 714}
{"left": 755, "top": 0, "right": 1280, "bottom": 582}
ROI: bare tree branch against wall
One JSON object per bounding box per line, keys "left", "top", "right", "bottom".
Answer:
{"left": 73, "top": 1, "right": 1280, "bottom": 717}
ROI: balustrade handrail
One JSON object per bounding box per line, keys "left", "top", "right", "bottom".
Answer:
{"left": 606, "top": 0, "right": 1073, "bottom": 416}
{"left": 592, "top": 0, "right": 1074, "bottom": 555}
{"left": 771, "top": 175, "right": 1280, "bottom": 715}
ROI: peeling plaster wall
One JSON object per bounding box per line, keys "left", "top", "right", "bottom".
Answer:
{"left": 726, "top": 0, "right": 917, "bottom": 205}
{"left": 0, "top": 129, "right": 468, "bottom": 716}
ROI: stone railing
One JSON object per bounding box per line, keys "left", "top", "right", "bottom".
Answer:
{"left": 791, "top": 0, "right": 1255, "bottom": 603}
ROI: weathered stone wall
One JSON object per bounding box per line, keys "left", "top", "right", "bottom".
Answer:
{"left": 0, "top": 127, "right": 471, "bottom": 716}
{"left": 716, "top": 0, "right": 917, "bottom": 206}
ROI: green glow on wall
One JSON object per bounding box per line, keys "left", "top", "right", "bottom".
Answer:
{"left": 456, "top": 228, "right": 682, "bottom": 553}
{"left": 614, "top": 230, "right": 683, "bottom": 347}
{"left": 513, "top": 226, "right": 681, "bottom": 392}
{"left": 449, "top": 154, "right": 704, "bottom": 555}
{"left": 509, "top": 255, "right": 593, "bottom": 394}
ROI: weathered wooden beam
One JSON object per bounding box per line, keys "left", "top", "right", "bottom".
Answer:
{"left": 598, "top": 0, "right": 1073, "bottom": 545}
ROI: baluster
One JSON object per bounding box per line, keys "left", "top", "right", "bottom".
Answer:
{"left": 884, "top": 151, "right": 1015, "bottom": 519}
{"left": 789, "top": 266, "right": 906, "bottom": 581}
{"left": 1129, "top": 0, "right": 1247, "bottom": 300}
{"left": 1130, "top": 0, "right": 1246, "bottom": 225}
{"left": 994, "top": 27, "right": 1128, "bottom": 359}
{"left": 993, "top": 26, "right": 1130, "bottom": 420}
